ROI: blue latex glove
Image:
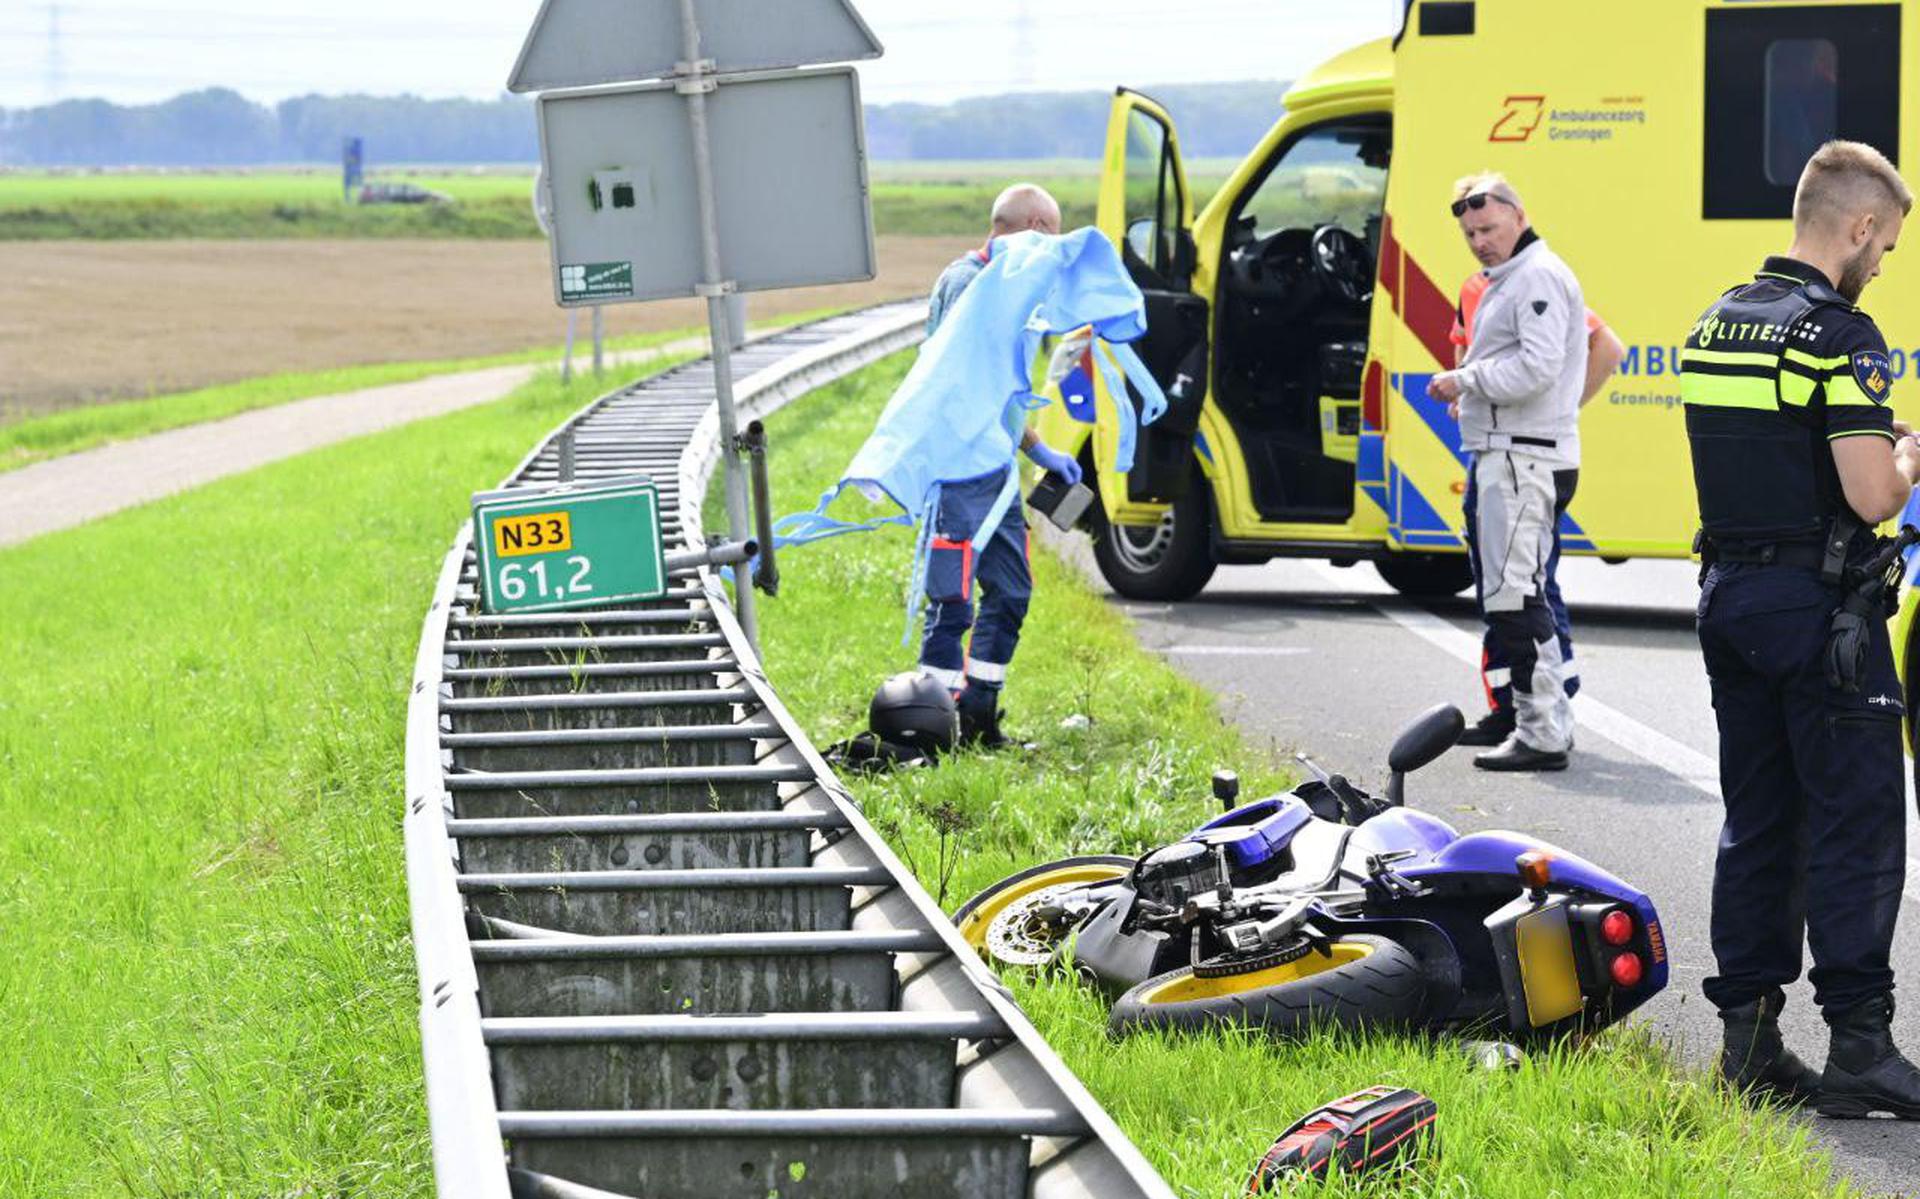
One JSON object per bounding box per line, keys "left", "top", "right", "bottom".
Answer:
{"left": 1024, "top": 440, "right": 1083, "bottom": 486}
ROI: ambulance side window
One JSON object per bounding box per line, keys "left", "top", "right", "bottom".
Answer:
{"left": 1703, "top": 4, "right": 1900, "bottom": 219}
{"left": 1764, "top": 40, "right": 1838, "bottom": 187}
{"left": 1123, "top": 107, "right": 1182, "bottom": 280}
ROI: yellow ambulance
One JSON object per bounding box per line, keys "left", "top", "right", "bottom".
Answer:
{"left": 1041, "top": 0, "right": 1917, "bottom": 644}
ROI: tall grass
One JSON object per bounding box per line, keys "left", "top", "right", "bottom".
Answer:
{"left": 0, "top": 167, "right": 1232, "bottom": 240}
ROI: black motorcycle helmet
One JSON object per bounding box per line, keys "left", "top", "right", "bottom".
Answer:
{"left": 869, "top": 671, "right": 959, "bottom": 753}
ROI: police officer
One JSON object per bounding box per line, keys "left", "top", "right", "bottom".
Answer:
{"left": 1682, "top": 140, "right": 1920, "bottom": 1116}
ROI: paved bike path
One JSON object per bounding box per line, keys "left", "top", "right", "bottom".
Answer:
{"left": 0, "top": 340, "right": 703, "bottom": 550}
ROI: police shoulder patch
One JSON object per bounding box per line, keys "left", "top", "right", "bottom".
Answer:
{"left": 1852, "top": 349, "right": 1895, "bottom": 404}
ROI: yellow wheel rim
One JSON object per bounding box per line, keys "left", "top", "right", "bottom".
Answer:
{"left": 956, "top": 862, "right": 1131, "bottom": 960}
{"left": 1139, "top": 942, "right": 1374, "bottom": 1003}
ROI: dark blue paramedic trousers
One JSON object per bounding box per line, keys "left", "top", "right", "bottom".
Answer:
{"left": 1696, "top": 563, "right": 1907, "bottom": 1016}
{"left": 920, "top": 468, "right": 1031, "bottom": 690}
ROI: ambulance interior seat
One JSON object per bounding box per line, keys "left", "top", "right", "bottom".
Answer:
{"left": 1213, "top": 117, "right": 1388, "bottom": 525}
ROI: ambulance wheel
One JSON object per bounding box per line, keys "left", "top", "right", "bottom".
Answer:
{"left": 953, "top": 855, "right": 1136, "bottom": 969}
{"left": 1108, "top": 934, "right": 1426, "bottom": 1038}
{"left": 1091, "top": 481, "right": 1217, "bottom": 601}
{"left": 1373, "top": 553, "right": 1473, "bottom": 599}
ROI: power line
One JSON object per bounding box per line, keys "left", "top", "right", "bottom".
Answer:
{"left": 45, "top": 2, "right": 64, "bottom": 104}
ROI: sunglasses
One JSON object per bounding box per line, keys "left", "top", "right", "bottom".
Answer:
{"left": 1450, "top": 191, "right": 1515, "bottom": 218}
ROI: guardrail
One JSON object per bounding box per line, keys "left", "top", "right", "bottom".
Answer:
{"left": 404, "top": 304, "right": 1176, "bottom": 1199}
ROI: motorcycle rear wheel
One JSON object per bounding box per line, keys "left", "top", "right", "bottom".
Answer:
{"left": 1109, "top": 933, "right": 1426, "bottom": 1037}
{"left": 952, "top": 855, "right": 1136, "bottom": 969}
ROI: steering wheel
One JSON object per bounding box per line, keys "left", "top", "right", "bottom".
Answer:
{"left": 1226, "top": 231, "right": 1298, "bottom": 301}
{"left": 1310, "top": 225, "right": 1374, "bottom": 306}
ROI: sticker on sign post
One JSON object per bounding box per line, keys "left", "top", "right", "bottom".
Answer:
{"left": 472, "top": 476, "right": 666, "bottom": 613}
{"left": 559, "top": 261, "right": 635, "bottom": 301}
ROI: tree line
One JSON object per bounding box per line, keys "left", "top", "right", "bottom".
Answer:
{"left": 0, "top": 82, "right": 1286, "bottom": 167}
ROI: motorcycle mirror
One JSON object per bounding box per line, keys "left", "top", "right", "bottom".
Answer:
{"left": 1292, "top": 752, "right": 1332, "bottom": 784}
{"left": 1212, "top": 769, "right": 1241, "bottom": 810}
{"left": 1384, "top": 704, "right": 1465, "bottom": 806}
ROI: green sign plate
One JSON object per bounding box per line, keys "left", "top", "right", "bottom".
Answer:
{"left": 559, "top": 260, "right": 635, "bottom": 301}
{"left": 472, "top": 478, "right": 666, "bottom": 613}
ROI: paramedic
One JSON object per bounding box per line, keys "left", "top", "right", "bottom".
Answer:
{"left": 1450, "top": 251, "right": 1626, "bottom": 748}
{"left": 1426, "top": 173, "right": 1586, "bottom": 772}
{"left": 1682, "top": 140, "right": 1920, "bottom": 1117}
{"left": 919, "top": 183, "right": 1081, "bottom": 748}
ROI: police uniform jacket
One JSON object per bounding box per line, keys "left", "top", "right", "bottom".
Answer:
{"left": 1680, "top": 256, "right": 1897, "bottom": 549}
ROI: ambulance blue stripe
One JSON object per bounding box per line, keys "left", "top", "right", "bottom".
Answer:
{"left": 1391, "top": 372, "right": 1597, "bottom": 553}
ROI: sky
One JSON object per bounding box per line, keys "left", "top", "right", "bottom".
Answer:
{"left": 0, "top": 1, "right": 1404, "bottom": 109}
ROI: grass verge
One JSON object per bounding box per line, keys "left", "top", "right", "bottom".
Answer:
{"left": 750, "top": 351, "right": 1856, "bottom": 1199}
{"left": 0, "top": 356, "right": 688, "bottom": 1198}
{"left": 0, "top": 310, "right": 833, "bottom": 473}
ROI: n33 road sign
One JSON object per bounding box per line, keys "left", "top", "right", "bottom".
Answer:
{"left": 472, "top": 477, "right": 666, "bottom": 613}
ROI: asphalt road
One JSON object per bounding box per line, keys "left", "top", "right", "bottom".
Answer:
{"left": 1063, "top": 541, "right": 1920, "bottom": 1197}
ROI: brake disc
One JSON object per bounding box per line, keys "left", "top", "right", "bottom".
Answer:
{"left": 984, "top": 883, "right": 1086, "bottom": 967}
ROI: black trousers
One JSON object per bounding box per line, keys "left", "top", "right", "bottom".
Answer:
{"left": 1696, "top": 563, "right": 1908, "bottom": 1015}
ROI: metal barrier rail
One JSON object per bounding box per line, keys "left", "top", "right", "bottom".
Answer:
{"left": 405, "top": 304, "right": 1175, "bottom": 1199}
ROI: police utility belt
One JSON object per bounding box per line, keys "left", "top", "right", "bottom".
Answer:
{"left": 1696, "top": 518, "right": 1920, "bottom": 692}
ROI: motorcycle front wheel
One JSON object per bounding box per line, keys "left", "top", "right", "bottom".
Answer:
{"left": 1108, "top": 933, "right": 1426, "bottom": 1038}
{"left": 952, "top": 854, "right": 1136, "bottom": 969}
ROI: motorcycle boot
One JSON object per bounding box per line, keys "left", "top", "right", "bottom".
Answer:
{"left": 1719, "top": 994, "right": 1821, "bottom": 1106}
{"left": 1472, "top": 733, "right": 1568, "bottom": 772}
{"left": 1818, "top": 995, "right": 1920, "bottom": 1119}
{"left": 957, "top": 685, "right": 1014, "bottom": 751}
{"left": 1456, "top": 708, "right": 1515, "bottom": 748}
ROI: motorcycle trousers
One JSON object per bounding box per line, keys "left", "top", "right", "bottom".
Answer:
{"left": 1464, "top": 458, "right": 1580, "bottom": 712}
{"left": 1697, "top": 563, "right": 1907, "bottom": 1015}
{"left": 919, "top": 468, "right": 1032, "bottom": 693}
{"left": 1464, "top": 450, "right": 1574, "bottom": 752}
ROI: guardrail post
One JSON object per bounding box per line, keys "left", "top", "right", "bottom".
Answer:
{"left": 741, "top": 422, "right": 779, "bottom": 596}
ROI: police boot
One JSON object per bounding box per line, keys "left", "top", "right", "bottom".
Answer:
{"left": 957, "top": 685, "right": 1014, "bottom": 751}
{"left": 1719, "top": 995, "right": 1821, "bottom": 1106}
{"left": 1818, "top": 996, "right": 1920, "bottom": 1119}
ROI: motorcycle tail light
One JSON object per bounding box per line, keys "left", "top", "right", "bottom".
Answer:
{"left": 1609, "top": 952, "right": 1645, "bottom": 989}
{"left": 1600, "top": 909, "right": 1635, "bottom": 947}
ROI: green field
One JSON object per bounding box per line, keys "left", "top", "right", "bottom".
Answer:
{"left": 0, "top": 164, "right": 1234, "bottom": 239}
{"left": 0, "top": 358, "right": 686, "bottom": 1198}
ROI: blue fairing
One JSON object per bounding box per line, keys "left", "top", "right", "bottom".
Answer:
{"left": 1402, "top": 829, "right": 1671, "bottom": 997}
{"left": 1349, "top": 809, "right": 1460, "bottom": 860}
{"left": 1190, "top": 797, "right": 1314, "bottom": 870}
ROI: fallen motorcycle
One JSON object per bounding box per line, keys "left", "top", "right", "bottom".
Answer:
{"left": 953, "top": 704, "right": 1669, "bottom": 1039}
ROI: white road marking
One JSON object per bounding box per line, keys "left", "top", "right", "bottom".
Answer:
{"left": 1309, "top": 564, "right": 1920, "bottom": 906}
{"left": 1163, "top": 645, "right": 1311, "bottom": 657}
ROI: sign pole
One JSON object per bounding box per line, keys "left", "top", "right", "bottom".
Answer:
{"left": 675, "top": 0, "right": 759, "bottom": 647}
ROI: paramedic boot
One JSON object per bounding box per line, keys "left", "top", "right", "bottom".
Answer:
{"left": 957, "top": 685, "right": 1014, "bottom": 751}
{"left": 1818, "top": 996, "right": 1920, "bottom": 1119}
{"left": 1456, "top": 709, "right": 1515, "bottom": 748}
{"left": 1719, "top": 995, "right": 1821, "bottom": 1106}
